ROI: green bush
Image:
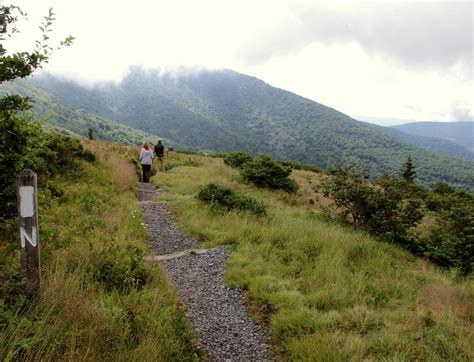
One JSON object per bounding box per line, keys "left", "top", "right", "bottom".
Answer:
{"left": 322, "top": 166, "right": 423, "bottom": 243}
{"left": 321, "top": 167, "right": 473, "bottom": 274}
{"left": 92, "top": 244, "right": 152, "bottom": 293}
{"left": 0, "top": 115, "right": 95, "bottom": 221}
{"left": 423, "top": 183, "right": 473, "bottom": 273}
{"left": 174, "top": 148, "right": 200, "bottom": 155}
{"left": 224, "top": 151, "right": 252, "bottom": 169}
{"left": 197, "top": 183, "right": 267, "bottom": 216}
{"left": 278, "top": 160, "right": 320, "bottom": 173}
{"left": 207, "top": 151, "right": 227, "bottom": 158}
{"left": 240, "top": 155, "right": 299, "bottom": 193}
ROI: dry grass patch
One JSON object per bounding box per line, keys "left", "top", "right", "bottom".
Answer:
{"left": 425, "top": 285, "right": 473, "bottom": 320}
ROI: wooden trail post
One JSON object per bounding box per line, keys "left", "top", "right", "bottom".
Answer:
{"left": 17, "top": 169, "right": 41, "bottom": 291}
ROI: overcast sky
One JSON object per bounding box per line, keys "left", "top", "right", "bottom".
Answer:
{"left": 4, "top": 0, "right": 473, "bottom": 125}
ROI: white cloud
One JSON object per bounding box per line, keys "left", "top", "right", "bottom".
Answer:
{"left": 245, "top": 42, "right": 473, "bottom": 122}
{"left": 2, "top": 0, "right": 473, "bottom": 123}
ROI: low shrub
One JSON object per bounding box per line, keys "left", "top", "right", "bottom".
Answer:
{"left": 174, "top": 148, "right": 200, "bottom": 155}
{"left": 422, "top": 182, "right": 473, "bottom": 273}
{"left": 0, "top": 116, "right": 95, "bottom": 221}
{"left": 279, "top": 160, "right": 320, "bottom": 173}
{"left": 224, "top": 151, "right": 253, "bottom": 169}
{"left": 92, "top": 243, "right": 152, "bottom": 293}
{"left": 321, "top": 167, "right": 473, "bottom": 274}
{"left": 207, "top": 151, "right": 227, "bottom": 158}
{"left": 197, "top": 183, "right": 267, "bottom": 216}
{"left": 321, "top": 166, "right": 423, "bottom": 243}
{"left": 240, "top": 155, "right": 299, "bottom": 193}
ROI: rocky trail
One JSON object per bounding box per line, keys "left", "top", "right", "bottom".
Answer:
{"left": 138, "top": 182, "right": 273, "bottom": 361}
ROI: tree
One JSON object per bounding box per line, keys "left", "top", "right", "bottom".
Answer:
{"left": 1, "top": 6, "right": 74, "bottom": 83}
{"left": 240, "top": 155, "right": 299, "bottom": 192}
{"left": 0, "top": 5, "right": 75, "bottom": 221}
{"left": 424, "top": 182, "right": 474, "bottom": 273}
{"left": 322, "top": 165, "right": 423, "bottom": 243}
{"left": 224, "top": 151, "right": 252, "bottom": 169}
{"left": 401, "top": 156, "right": 416, "bottom": 182}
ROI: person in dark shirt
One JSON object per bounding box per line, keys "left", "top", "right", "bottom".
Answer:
{"left": 154, "top": 139, "right": 165, "bottom": 172}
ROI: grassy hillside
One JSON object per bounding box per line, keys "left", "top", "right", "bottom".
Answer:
{"left": 152, "top": 151, "right": 473, "bottom": 360}
{"left": 19, "top": 68, "right": 474, "bottom": 191}
{"left": 1, "top": 80, "right": 161, "bottom": 146}
{"left": 0, "top": 141, "right": 199, "bottom": 360}
{"left": 392, "top": 121, "right": 474, "bottom": 152}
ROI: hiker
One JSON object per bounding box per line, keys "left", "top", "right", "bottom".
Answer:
{"left": 140, "top": 141, "right": 153, "bottom": 182}
{"left": 154, "top": 139, "right": 165, "bottom": 172}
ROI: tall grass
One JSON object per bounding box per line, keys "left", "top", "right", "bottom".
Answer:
{"left": 152, "top": 151, "right": 474, "bottom": 360}
{"left": 1, "top": 141, "right": 199, "bottom": 361}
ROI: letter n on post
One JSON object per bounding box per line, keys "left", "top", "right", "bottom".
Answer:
{"left": 17, "top": 169, "right": 41, "bottom": 291}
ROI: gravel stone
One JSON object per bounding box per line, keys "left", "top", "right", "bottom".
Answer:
{"left": 139, "top": 182, "right": 198, "bottom": 254}
{"left": 138, "top": 182, "right": 273, "bottom": 361}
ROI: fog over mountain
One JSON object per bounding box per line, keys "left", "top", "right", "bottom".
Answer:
{"left": 6, "top": 0, "right": 472, "bottom": 123}
{"left": 6, "top": 67, "right": 474, "bottom": 190}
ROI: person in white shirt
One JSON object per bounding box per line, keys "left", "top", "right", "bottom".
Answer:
{"left": 140, "top": 141, "right": 153, "bottom": 182}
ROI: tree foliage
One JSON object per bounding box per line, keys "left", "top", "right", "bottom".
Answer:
{"left": 223, "top": 151, "right": 252, "bottom": 169}
{"left": 322, "top": 166, "right": 473, "bottom": 274}
{"left": 0, "top": 6, "right": 73, "bottom": 84}
{"left": 423, "top": 183, "right": 474, "bottom": 273}
{"left": 0, "top": 5, "right": 84, "bottom": 222}
{"left": 322, "top": 165, "right": 423, "bottom": 243}
{"left": 240, "top": 155, "right": 299, "bottom": 193}
{"left": 401, "top": 156, "right": 416, "bottom": 182}
{"left": 197, "top": 183, "right": 267, "bottom": 216}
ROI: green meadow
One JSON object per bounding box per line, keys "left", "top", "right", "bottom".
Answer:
{"left": 153, "top": 151, "right": 474, "bottom": 360}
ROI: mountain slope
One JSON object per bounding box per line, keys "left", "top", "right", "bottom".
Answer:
{"left": 392, "top": 121, "right": 474, "bottom": 152}
{"left": 372, "top": 124, "right": 473, "bottom": 161}
{"left": 1, "top": 79, "right": 160, "bottom": 146}
{"left": 10, "top": 68, "right": 474, "bottom": 190}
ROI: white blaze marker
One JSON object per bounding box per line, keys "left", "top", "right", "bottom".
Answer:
{"left": 20, "top": 186, "right": 35, "bottom": 218}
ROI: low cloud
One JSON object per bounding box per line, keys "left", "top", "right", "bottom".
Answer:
{"left": 451, "top": 102, "right": 474, "bottom": 122}
{"left": 240, "top": 2, "right": 472, "bottom": 78}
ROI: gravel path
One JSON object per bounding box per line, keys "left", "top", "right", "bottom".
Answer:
{"left": 138, "top": 182, "right": 273, "bottom": 361}
{"left": 139, "top": 183, "right": 198, "bottom": 254}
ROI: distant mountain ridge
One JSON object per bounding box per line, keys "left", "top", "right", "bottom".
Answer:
{"left": 4, "top": 67, "right": 474, "bottom": 190}
{"left": 391, "top": 121, "right": 473, "bottom": 152}
{"left": 372, "top": 124, "right": 473, "bottom": 161}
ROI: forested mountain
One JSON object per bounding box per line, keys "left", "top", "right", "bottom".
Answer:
{"left": 371, "top": 124, "right": 473, "bottom": 161}
{"left": 5, "top": 67, "right": 474, "bottom": 190}
{"left": 392, "top": 121, "right": 474, "bottom": 152}
{"left": 0, "top": 80, "right": 160, "bottom": 146}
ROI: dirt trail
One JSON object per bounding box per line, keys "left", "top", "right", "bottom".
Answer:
{"left": 138, "top": 182, "right": 273, "bottom": 361}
